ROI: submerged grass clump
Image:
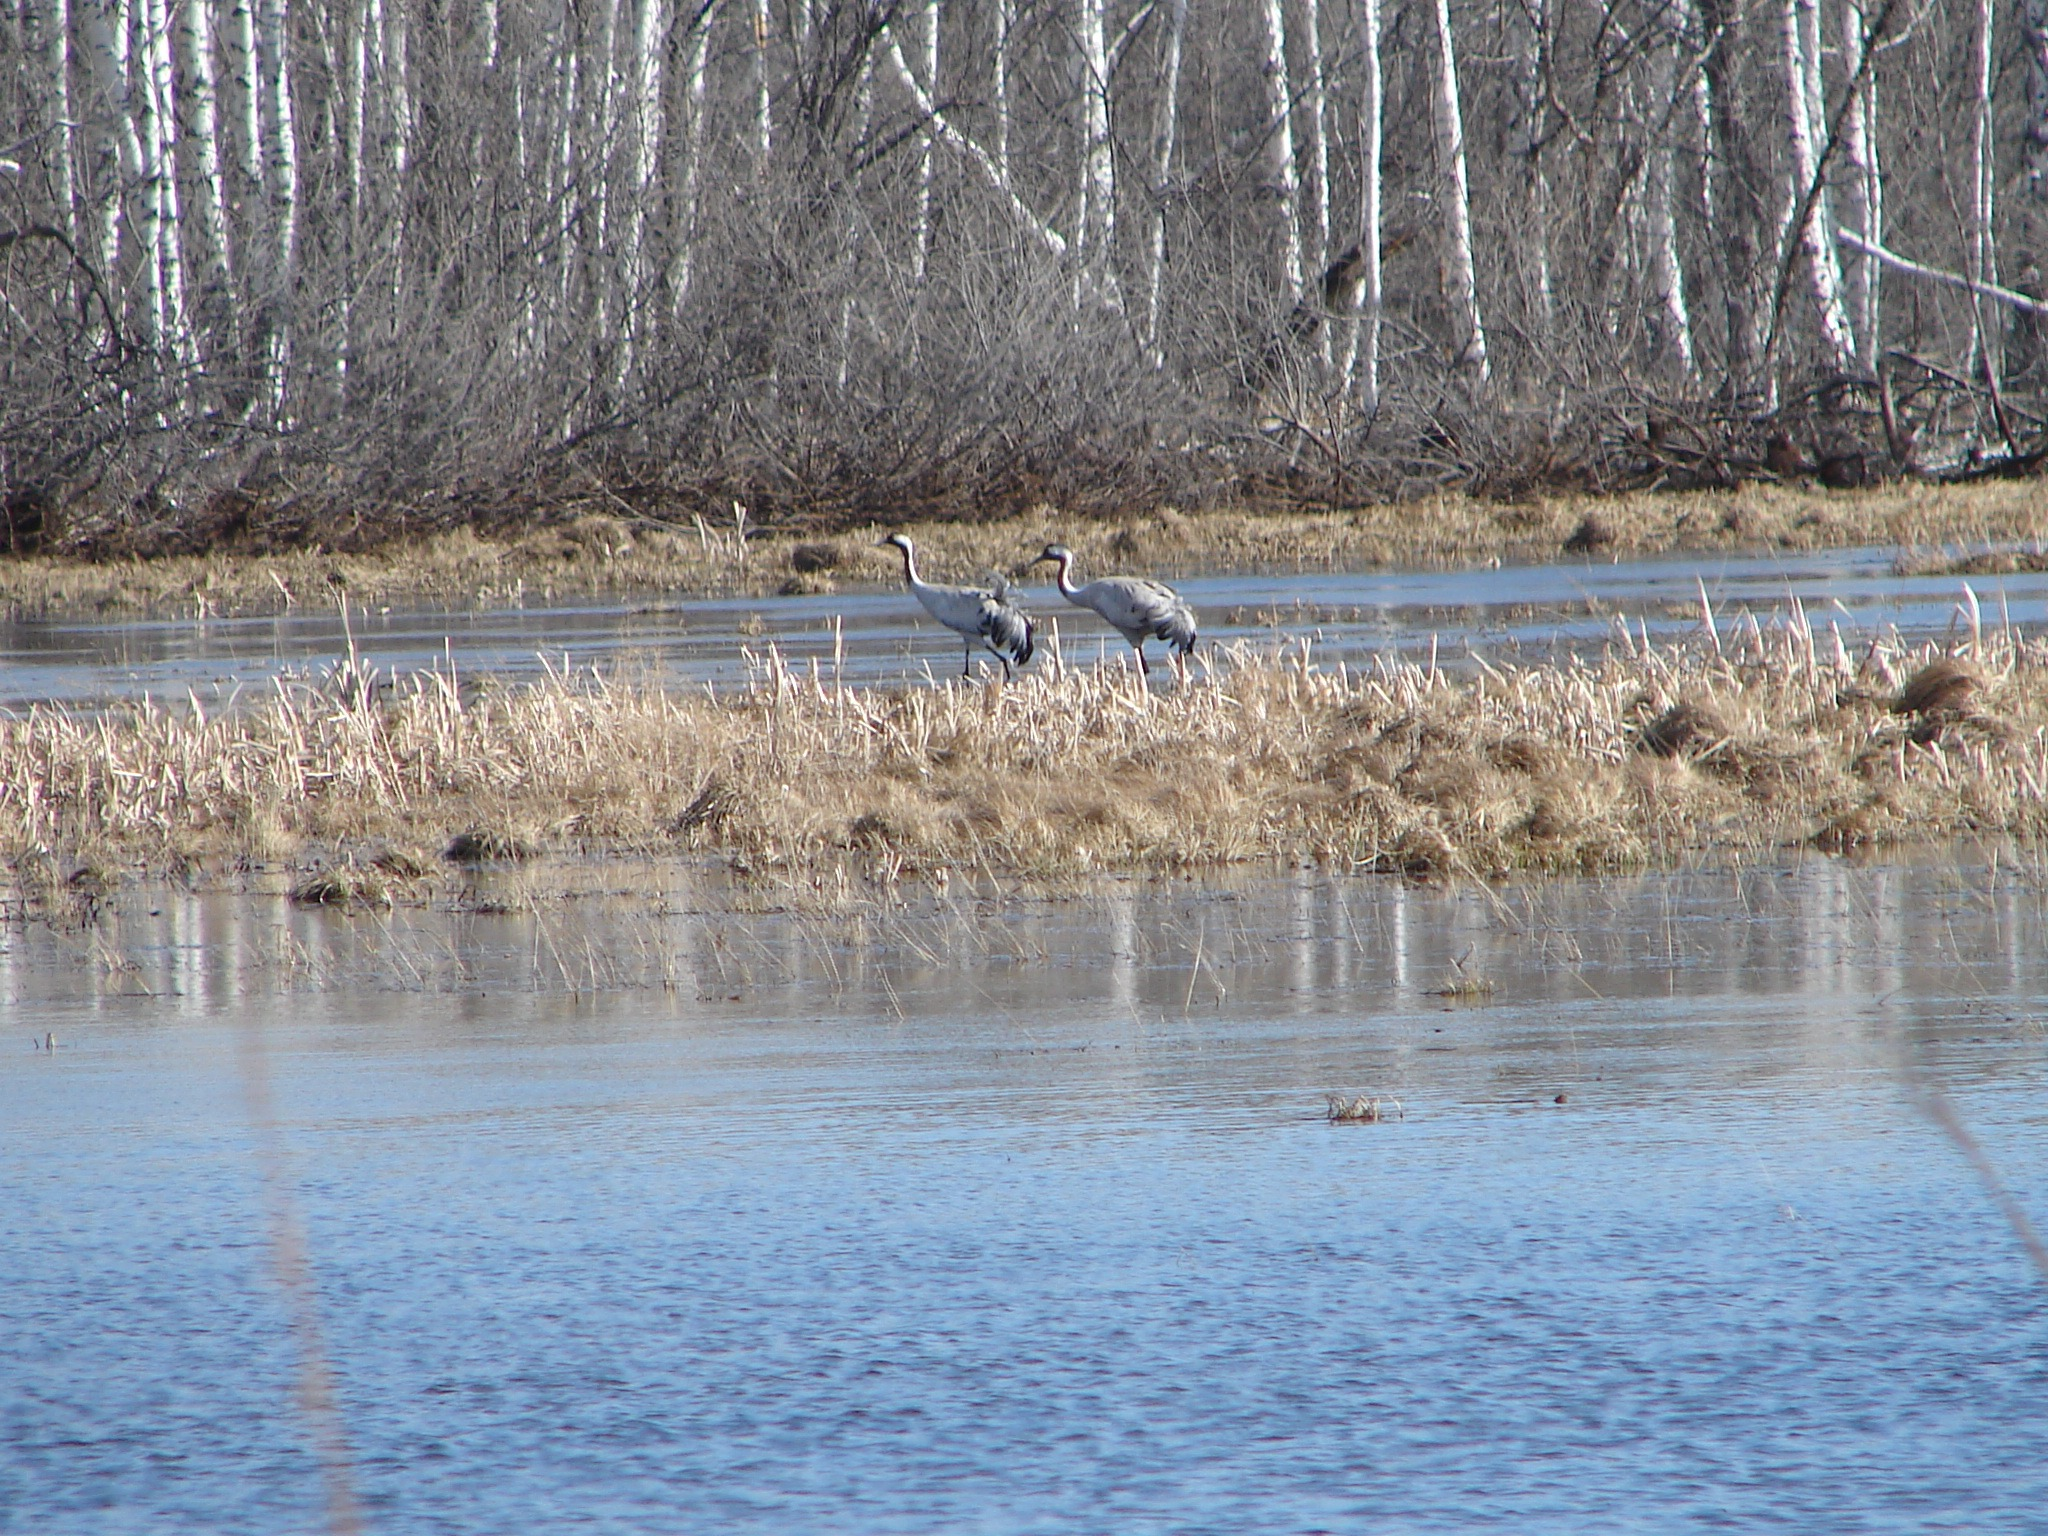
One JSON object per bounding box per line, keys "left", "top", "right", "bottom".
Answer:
{"left": 2, "top": 609, "right": 2045, "bottom": 905}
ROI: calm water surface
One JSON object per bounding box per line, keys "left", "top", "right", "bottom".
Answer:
{"left": 3, "top": 860, "right": 2046, "bottom": 1530}
{"left": 4, "top": 544, "right": 2041, "bottom": 709}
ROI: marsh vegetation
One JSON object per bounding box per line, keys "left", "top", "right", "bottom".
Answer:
{"left": 5, "top": 585, "right": 2041, "bottom": 923}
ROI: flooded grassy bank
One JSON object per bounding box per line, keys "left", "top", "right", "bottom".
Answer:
{"left": 6, "top": 478, "right": 2048, "bottom": 618}
{"left": 4, "top": 610, "right": 2043, "bottom": 918}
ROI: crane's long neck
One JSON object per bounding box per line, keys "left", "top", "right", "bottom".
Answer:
{"left": 1052, "top": 552, "right": 1081, "bottom": 599}
{"left": 895, "top": 541, "right": 924, "bottom": 591}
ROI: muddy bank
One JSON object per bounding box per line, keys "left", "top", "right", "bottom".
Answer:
{"left": 6, "top": 480, "right": 2048, "bottom": 620}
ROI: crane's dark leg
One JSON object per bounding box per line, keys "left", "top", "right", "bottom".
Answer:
{"left": 962, "top": 641, "right": 973, "bottom": 678}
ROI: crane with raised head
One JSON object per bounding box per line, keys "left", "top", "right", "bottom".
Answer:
{"left": 1032, "top": 543, "right": 1197, "bottom": 683}
{"left": 879, "top": 533, "right": 1036, "bottom": 680}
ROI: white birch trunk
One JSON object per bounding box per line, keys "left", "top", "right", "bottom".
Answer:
{"left": 551, "top": 8, "right": 576, "bottom": 319}
{"left": 588, "top": 0, "right": 620, "bottom": 341}
{"left": 752, "top": 0, "right": 771, "bottom": 171}
{"left": 614, "top": 0, "right": 668, "bottom": 392}
{"left": 50, "top": 0, "right": 78, "bottom": 243}
{"left": 883, "top": 23, "right": 1066, "bottom": 258}
{"left": 1257, "top": 0, "right": 1302, "bottom": 295}
{"left": 1973, "top": 0, "right": 1999, "bottom": 378}
{"left": 915, "top": 0, "right": 936, "bottom": 284}
{"left": 1839, "top": 0, "right": 1880, "bottom": 365}
{"left": 131, "top": 0, "right": 167, "bottom": 354}
{"left": 1518, "top": 0, "right": 1552, "bottom": 334}
{"left": 1432, "top": 0, "right": 1486, "bottom": 380}
{"left": 180, "top": 0, "right": 231, "bottom": 305}
{"left": 668, "top": 0, "right": 718, "bottom": 315}
{"left": 337, "top": 0, "right": 366, "bottom": 384}
{"left": 1647, "top": 28, "right": 1694, "bottom": 376}
{"left": 1344, "top": 0, "right": 1384, "bottom": 413}
{"left": 1781, "top": 0, "right": 1855, "bottom": 368}
{"left": 142, "top": 0, "right": 192, "bottom": 368}
{"left": 85, "top": 0, "right": 146, "bottom": 346}
{"left": 258, "top": 0, "right": 297, "bottom": 408}
{"left": 227, "top": 0, "right": 260, "bottom": 192}
{"left": 1304, "top": 0, "right": 1332, "bottom": 363}
{"left": 1145, "top": 0, "right": 1185, "bottom": 362}
{"left": 994, "top": 0, "right": 1012, "bottom": 183}
{"left": 1076, "top": 0, "right": 1116, "bottom": 307}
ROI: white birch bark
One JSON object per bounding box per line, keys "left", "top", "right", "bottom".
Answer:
{"left": 1647, "top": 27, "right": 1694, "bottom": 375}
{"left": 1076, "top": 0, "right": 1117, "bottom": 307}
{"left": 883, "top": 22, "right": 1067, "bottom": 258}
{"left": 1257, "top": 0, "right": 1302, "bottom": 295}
{"left": 1304, "top": 0, "right": 1332, "bottom": 363}
{"left": 914, "top": 0, "right": 936, "bottom": 283}
{"left": 337, "top": 0, "right": 365, "bottom": 382}
{"left": 551, "top": 7, "right": 576, "bottom": 318}
{"left": 180, "top": 0, "right": 231, "bottom": 302}
{"left": 1973, "top": 0, "right": 1999, "bottom": 378}
{"left": 227, "top": 0, "right": 260, "bottom": 193}
{"left": 258, "top": 0, "right": 297, "bottom": 407}
{"left": 587, "top": 0, "right": 620, "bottom": 341}
{"left": 1839, "top": 0, "right": 1880, "bottom": 365}
{"left": 1781, "top": 0, "right": 1855, "bottom": 367}
{"left": 49, "top": 0, "right": 78, "bottom": 244}
{"left": 752, "top": 0, "right": 772, "bottom": 171}
{"left": 668, "top": 0, "right": 719, "bottom": 314}
{"left": 1145, "top": 0, "right": 1185, "bottom": 361}
{"left": 131, "top": 0, "right": 167, "bottom": 353}
{"left": 1344, "top": 0, "right": 1384, "bottom": 412}
{"left": 994, "top": 0, "right": 1012, "bottom": 183}
{"left": 614, "top": 0, "right": 668, "bottom": 391}
{"left": 85, "top": 0, "right": 146, "bottom": 345}
{"left": 142, "top": 0, "right": 193, "bottom": 368}
{"left": 1432, "top": 0, "right": 1486, "bottom": 380}
{"left": 1518, "top": 0, "right": 1552, "bottom": 334}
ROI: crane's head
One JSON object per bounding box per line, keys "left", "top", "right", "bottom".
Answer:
{"left": 877, "top": 533, "right": 913, "bottom": 554}
{"left": 1033, "top": 543, "right": 1073, "bottom": 566}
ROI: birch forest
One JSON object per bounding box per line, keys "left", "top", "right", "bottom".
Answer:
{"left": 4, "top": 0, "right": 2048, "bottom": 546}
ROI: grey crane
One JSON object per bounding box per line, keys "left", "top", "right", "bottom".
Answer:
{"left": 1033, "top": 543, "right": 1197, "bottom": 681}
{"left": 879, "top": 533, "right": 1036, "bottom": 679}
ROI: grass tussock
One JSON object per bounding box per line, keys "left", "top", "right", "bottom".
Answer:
{"left": 8, "top": 479, "right": 2048, "bottom": 617}
{"left": 3, "top": 611, "right": 2046, "bottom": 902}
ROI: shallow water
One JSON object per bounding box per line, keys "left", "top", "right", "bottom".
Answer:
{"left": 2, "top": 544, "right": 2038, "bottom": 709}
{"left": 4, "top": 858, "right": 2047, "bottom": 1530}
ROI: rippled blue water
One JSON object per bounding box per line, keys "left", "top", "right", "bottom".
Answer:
{"left": 4, "top": 863, "right": 2047, "bottom": 1531}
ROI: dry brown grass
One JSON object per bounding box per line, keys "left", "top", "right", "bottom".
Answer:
{"left": 8, "top": 479, "right": 2048, "bottom": 618}
{"left": 2, "top": 607, "right": 2045, "bottom": 906}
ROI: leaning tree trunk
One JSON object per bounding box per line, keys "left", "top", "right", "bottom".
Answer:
{"left": 1432, "top": 0, "right": 1487, "bottom": 381}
